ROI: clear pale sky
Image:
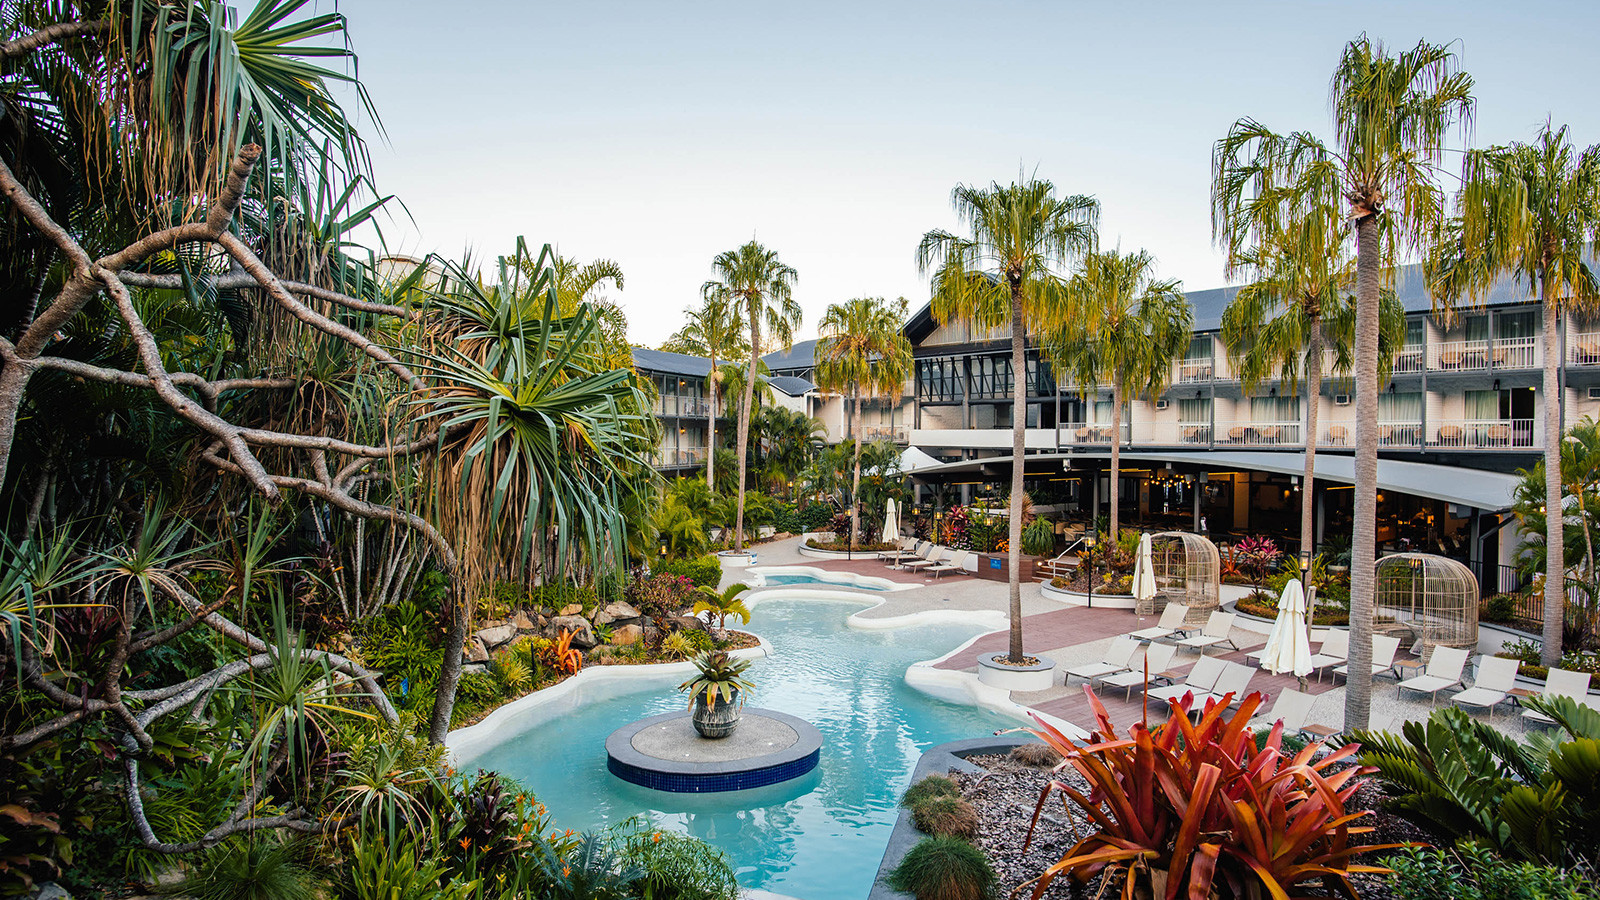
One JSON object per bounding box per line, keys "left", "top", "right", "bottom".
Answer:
{"left": 330, "top": 0, "right": 1600, "bottom": 346}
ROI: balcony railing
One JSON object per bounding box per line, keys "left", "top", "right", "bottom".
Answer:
{"left": 1177, "top": 358, "right": 1216, "bottom": 383}
{"left": 654, "top": 447, "right": 708, "bottom": 468}
{"left": 1427, "top": 338, "right": 1538, "bottom": 372}
{"left": 1060, "top": 422, "right": 1130, "bottom": 445}
{"left": 656, "top": 399, "right": 711, "bottom": 417}
{"left": 1570, "top": 332, "right": 1600, "bottom": 365}
{"left": 863, "top": 424, "right": 909, "bottom": 444}
{"left": 1429, "top": 418, "right": 1535, "bottom": 449}
{"left": 1215, "top": 422, "right": 1301, "bottom": 446}
{"left": 1391, "top": 347, "right": 1425, "bottom": 374}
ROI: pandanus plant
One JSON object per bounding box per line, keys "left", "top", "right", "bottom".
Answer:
{"left": 1017, "top": 688, "right": 1402, "bottom": 900}
{"left": 678, "top": 651, "right": 754, "bottom": 710}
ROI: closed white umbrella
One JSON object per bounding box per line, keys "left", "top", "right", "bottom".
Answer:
{"left": 1132, "top": 533, "right": 1157, "bottom": 606}
{"left": 881, "top": 498, "right": 899, "bottom": 544}
{"left": 1261, "top": 579, "right": 1313, "bottom": 678}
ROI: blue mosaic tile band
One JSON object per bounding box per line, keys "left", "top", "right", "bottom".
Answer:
{"left": 607, "top": 747, "right": 820, "bottom": 793}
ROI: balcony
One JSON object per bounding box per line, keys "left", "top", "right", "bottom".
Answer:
{"left": 1429, "top": 418, "right": 1535, "bottom": 449}
{"left": 656, "top": 398, "right": 712, "bottom": 417}
{"left": 1426, "top": 337, "right": 1539, "bottom": 372}
{"left": 1177, "top": 358, "right": 1216, "bottom": 383}
{"left": 862, "top": 424, "right": 909, "bottom": 444}
{"left": 1060, "top": 422, "right": 1130, "bottom": 445}
{"left": 1215, "top": 422, "right": 1301, "bottom": 447}
{"left": 1570, "top": 332, "right": 1600, "bottom": 365}
{"left": 654, "top": 447, "right": 708, "bottom": 468}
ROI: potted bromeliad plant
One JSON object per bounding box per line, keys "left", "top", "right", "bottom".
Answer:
{"left": 678, "top": 650, "right": 754, "bottom": 738}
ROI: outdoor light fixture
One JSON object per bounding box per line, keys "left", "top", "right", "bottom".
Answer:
{"left": 1084, "top": 530, "right": 1098, "bottom": 609}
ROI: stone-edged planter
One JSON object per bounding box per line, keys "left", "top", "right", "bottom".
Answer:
{"left": 797, "top": 533, "right": 903, "bottom": 561}
{"left": 1039, "top": 580, "right": 1136, "bottom": 609}
{"left": 869, "top": 735, "right": 1034, "bottom": 900}
{"left": 717, "top": 549, "right": 756, "bottom": 567}
{"left": 976, "top": 652, "right": 1056, "bottom": 692}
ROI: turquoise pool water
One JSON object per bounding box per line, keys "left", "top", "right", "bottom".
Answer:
{"left": 758, "top": 573, "right": 891, "bottom": 590}
{"left": 457, "top": 597, "right": 1009, "bottom": 900}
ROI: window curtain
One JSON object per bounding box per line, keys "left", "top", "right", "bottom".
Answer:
{"left": 1466, "top": 390, "right": 1502, "bottom": 421}
{"left": 1178, "top": 397, "right": 1211, "bottom": 423}
{"left": 1405, "top": 318, "right": 1424, "bottom": 347}
{"left": 1464, "top": 315, "right": 1489, "bottom": 343}
{"left": 1249, "top": 395, "right": 1300, "bottom": 422}
{"left": 1378, "top": 392, "right": 1423, "bottom": 422}
{"left": 1497, "top": 310, "right": 1536, "bottom": 340}
{"left": 1185, "top": 336, "right": 1213, "bottom": 361}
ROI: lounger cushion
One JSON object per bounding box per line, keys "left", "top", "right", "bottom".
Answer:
{"left": 1398, "top": 674, "right": 1459, "bottom": 695}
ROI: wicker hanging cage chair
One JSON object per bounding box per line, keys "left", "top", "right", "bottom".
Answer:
{"left": 1146, "top": 532, "right": 1222, "bottom": 622}
{"left": 1374, "top": 552, "right": 1479, "bottom": 659}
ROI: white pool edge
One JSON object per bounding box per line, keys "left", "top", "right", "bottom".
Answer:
{"left": 744, "top": 564, "right": 922, "bottom": 593}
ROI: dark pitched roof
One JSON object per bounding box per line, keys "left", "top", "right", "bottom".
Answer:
{"left": 761, "top": 339, "right": 816, "bottom": 370}
{"left": 630, "top": 347, "right": 712, "bottom": 378}
{"left": 768, "top": 375, "right": 817, "bottom": 396}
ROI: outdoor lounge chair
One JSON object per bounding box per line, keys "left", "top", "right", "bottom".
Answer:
{"left": 1146, "top": 656, "right": 1227, "bottom": 706}
{"left": 877, "top": 537, "right": 917, "bottom": 563}
{"left": 1098, "top": 642, "right": 1178, "bottom": 701}
{"left": 1192, "top": 661, "right": 1256, "bottom": 711}
{"left": 1450, "top": 654, "right": 1520, "bottom": 717}
{"left": 1305, "top": 629, "right": 1351, "bottom": 682}
{"left": 886, "top": 540, "right": 929, "bottom": 568}
{"left": 1397, "top": 645, "right": 1470, "bottom": 705}
{"left": 901, "top": 545, "right": 945, "bottom": 571}
{"left": 1333, "top": 634, "right": 1403, "bottom": 681}
{"left": 1128, "top": 603, "right": 1191, "bottom": 642}
{"left": 1248, "top": 688, "right": 1316, "bottom": 734}
{"left": 1522, "top": 668, "right": 1596, "bottom": 725}
{"left": 927, "top": 549, "right": 970, "bottom": 579}
{"left": 1065, "top": 635, "right": 1140, "bottom": 683}
{"left": 1175, "top": 611, "right": 1238, "bottom": 655}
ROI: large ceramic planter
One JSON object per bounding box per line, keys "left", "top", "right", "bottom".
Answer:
{"left": 976, "top": 653, "right": 1056, "bottom": 692}
{"left": 691, "top": 688, "right": 741, "bottom": 738}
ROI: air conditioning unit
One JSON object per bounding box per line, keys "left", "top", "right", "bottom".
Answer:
{"left": 1333, "top": 393, "right": 1351, "bottom": 406}
{"left": 1153, "top": 399, "right": 1169, "bottom": 411}
{"left": 1588, "top": 386, "right": 1600, "bottom": 401}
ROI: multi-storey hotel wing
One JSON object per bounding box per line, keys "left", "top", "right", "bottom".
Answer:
{"left": 635, "top": 260, "right": 1600, "bottom": 590}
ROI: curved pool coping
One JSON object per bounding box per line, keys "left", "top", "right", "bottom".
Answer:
{"left": 606, "top": 708, "right": 823, "bottom": 793}
{"left": 744, "top": 564, "right": 921, "bottom": 593}
{"left": 446, "top": 588, "right": 1085, "bottom": 765}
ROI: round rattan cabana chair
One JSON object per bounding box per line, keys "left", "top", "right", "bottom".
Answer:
{"left": 1374, "top": 552, "right": 1479, "bottom": 659}
{"left": 1147, "top": 532, "right": 1222, "bottom": 622}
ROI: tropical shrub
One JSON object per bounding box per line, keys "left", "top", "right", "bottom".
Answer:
{"left": 770, "top": 501, "right": 803, "bottom": 535}
{"left": 1018, "top": 688, "right": 1396, "bottom": 899}
{"left": 170, "top": 836, "right": 320, "bottom": 900}
{"left": 1020, "top": 517, "right": 1055, "bottom": 556}
{"left": 1234, "top": 534, "right": 1283, "bottom": 590}
{"left": 626, "top": 574, "right": 699, "bottom": 619}
{"left": 612, "top": 822, "right": 739, "bottom": 900}
{"left": 659, "top": 631, "right": 699, "bottom": 661}
{"left": 693, "top": 584, "right": 752, "bottom": 633}
{"left": 1008, "top": 743, "right": 1062, "bottom": 767}
{"left": 341, "top": 832, "right": 477, "bottom": 900}
{"left": 659, "top": 555, "right": 723, "bottom": 589}
{"left": 532, "top": 831, "right": 642, "bottom": 900}
{"left": 911, "top": 796, "right": 979, "bottom": 839}
{"left": 540, "top": 631, "right": 584, "bottom": 676}
{"left": 678, "top": 651, "right": 754, "bottom": 707}
{"left": 1484, "top": 593, "right": 1520, "bottom": 623}
{"left": 884, "top": 836, "right": 996, "bottom": 900}
{"left": 528, "top": 584, "right": 602, "bottom": 615}
{"left": 901, "top": 774, "right": 962, "bottom": 808}
{"left": 1355, "top": 698, "right": 1600, "bottom": 865}
{"left": 797, "top": 502, "right": 835, "bottom": 532}
{"left": 1386, "top": 844, "right": 1600, "bottom": 900}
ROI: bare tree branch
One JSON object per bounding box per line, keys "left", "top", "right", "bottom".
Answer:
{"left": 0, "top": 19, "right": 108, "bottom": 60}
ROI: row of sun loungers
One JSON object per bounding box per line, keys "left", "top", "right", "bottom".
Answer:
{"left": 878, "top": 538, "right": 969, "bottom": 578}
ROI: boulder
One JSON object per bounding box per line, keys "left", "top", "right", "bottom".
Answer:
{"left": 559, "top": 603, "right": 584, "bottom": 617}
{"left": 548, "top": 615, "right": 596, "bottom": 649}
{"left": 609, "top": 624, "right": 644, "bottom": 646}
{"left": 665, "top": 615, "right": 707, "bottom": 633}
{"left": 603, "top": 601, "right": 639, "bottom": 620}
{"left": 461, "top": 661, "right": 491, "bottom": 676}
{"left": 512, "top": 610, "right": 537, "bottom": 631}
{"left": 465, "top": 637, "right": 490, "bottom": 663}
{"left": 30, "top": 884, "right": 73, "bottom": 900}
{"left": 475, "top": 623, "right": 517, "bottom": 649}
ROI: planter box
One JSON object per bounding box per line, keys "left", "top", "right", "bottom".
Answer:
{"left": 975, "top": 553, "right": 1042, "bottom": 582}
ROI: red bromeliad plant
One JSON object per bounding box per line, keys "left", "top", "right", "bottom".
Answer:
{"left": 1019, "top": 688, "right": 1402, "bottom": 900}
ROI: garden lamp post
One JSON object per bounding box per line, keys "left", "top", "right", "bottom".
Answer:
{"left": 1084, "top": 529, "right": 1098, "bottom": 610}
{"left": 1300, "top": 547, "right": 1315, "bottom": 648}
{"left": 934, "top": 510, "right": 943, "bottom": 545}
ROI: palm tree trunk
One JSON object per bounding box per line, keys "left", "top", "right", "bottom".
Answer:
{"left": 1345, "top": 211, "right": 1380, "bottom": 733}
{"left": 427, "top": 587, "right": 470, "bottom": 744}
{"left": 851, "top": 389, "right": 863, "bottom": 547}
{"left": 735, "top": 311, "right": 759, "bottom": 551}
{"left": 1301, "top": 314, "right": 1322, "bottom": 559}
{"left": 1007, "top": 291, "right": 1027, "bottom": 662}
{"left": 1541, "top": 285, "right": 1565, "bottom": 667}
{"left": 706, "top": 353, "right": 718, "bottom": 488}
{"left": 1109, "top": 378, "right": 1122, "bottom": 539}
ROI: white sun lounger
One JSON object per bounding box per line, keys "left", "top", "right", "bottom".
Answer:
{"left": 1397, "top": 645, "right": 1470, "bottom": 705}
{"left": 1305, "top": 630, "right": 1351, "bottom": 682}
{"left": 901, "top": 546, "right": 945, "bottom": 571}
{"left": 1450, "top": 655, "right": 1521, "bottom": 717}
{"left": 1147, "top": 655, "right": 1227, "bottom": 706}
{"left": 1175, "top": 611, "right": 1238, "bottom": 655}
{"left": 1198, "top": 661, "right": 1256, "bottom": 709}
{"left": 1065, "top": 635, "right": 1140, "bottom": 683}
{"left": 1128, "top": 603, "right": 1191, "bottom": 642}
{"left": 1334, "top": 634, "right": 1403, "bottom": 681}
{"left": 1522, "top": 668, "right": 1595, "bottom": 725}
{"left": 1099, "top": 642, "right": 1178, "bottom": 701}
{"left": 927, "top": 549, "right": 970, "bottom": 579}
{"left": 878, "top": 537, "right": 919, "bottom": 563}
{"left": 1248, "top": 688, "right": 1316, "bottom": 734}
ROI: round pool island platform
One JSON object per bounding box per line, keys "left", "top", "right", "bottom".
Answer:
{"left": 605, "top": 708, "right": 822, "bottom": 793}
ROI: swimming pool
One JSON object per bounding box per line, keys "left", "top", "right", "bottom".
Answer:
{"left": 745, "top": 565, "right": 913, "bottom": 593}
{"left": 454, "top": 597, "right": 1008, "bottom": 900}
{"left": 759, "top": 573, "right": 891, "bottom": 590}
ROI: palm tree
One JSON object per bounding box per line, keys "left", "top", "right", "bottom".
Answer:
{"left": 1433, "top": 124, "right": 1600, "bottom": 665}
{"left": 1213, "top": 36, "right": 1473, "bottom": 730}
{"left": 1051, "top": 248, "right": 1192, "bottom": 539}
{"left": 815, "top": 297, "right": 914, "bottom": 547}
{"left": 662, "top": 297, "right": 747, "bottom": 487}
{"left": 1214, "top": 197, "right": 1408, "bottom": 560}
{"left": 751, "top": 406, "right": 825, "bottom": 491}
{"left": 918, "top": 179, "right": 1098, "bottom": 663}
{"left": 702, "top": 243, "right": 801, "bottom": 550}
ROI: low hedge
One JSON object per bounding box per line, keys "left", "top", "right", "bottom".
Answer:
{"left": 659, "top": 554, "right": 722, "bottom": 589}
{"left": 1234, "top": 593, "right": 1350, "bottom": 626}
